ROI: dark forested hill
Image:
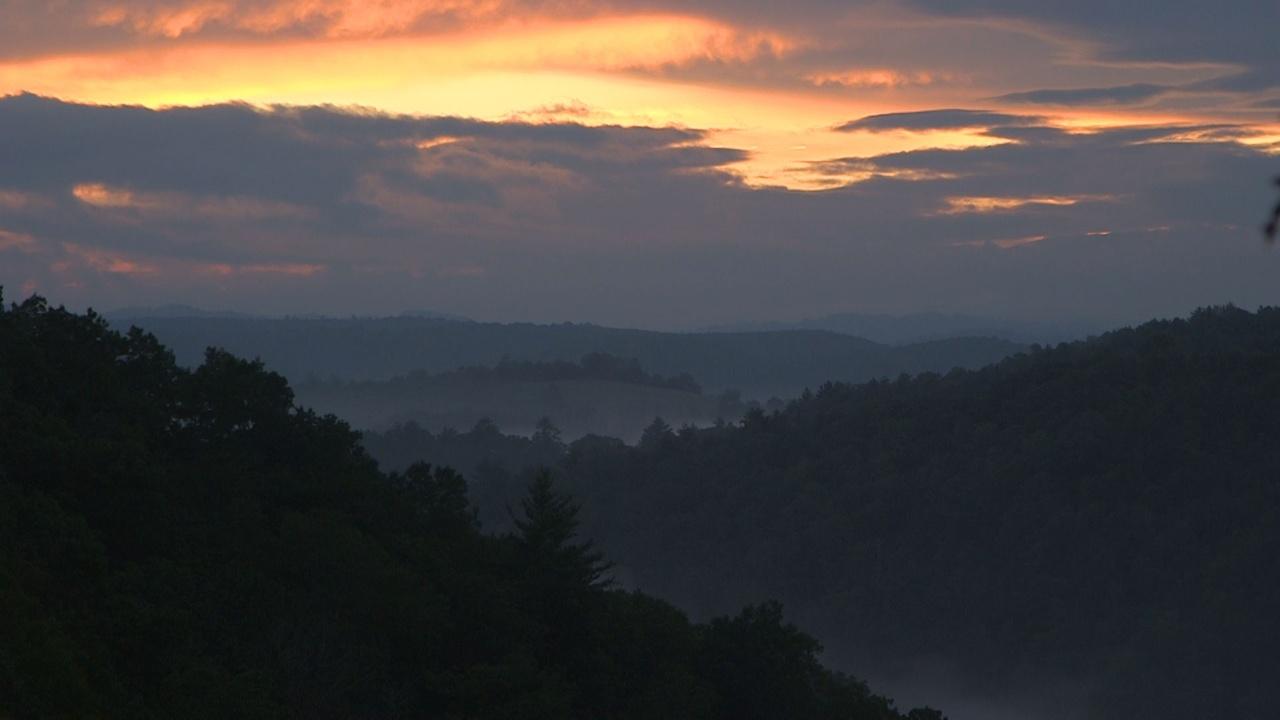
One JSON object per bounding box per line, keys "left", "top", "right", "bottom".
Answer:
{"left": 704, "top": 311, "right": 1100, "bottom": 345}
{"left": 0, "top": 294, "right": 941, "bottom": 720}
{"left": 110, "top": 314, "right": 1023, "bottom": 398}
{"left": 365, "top": 306, "right": 1280, "bottom": 720}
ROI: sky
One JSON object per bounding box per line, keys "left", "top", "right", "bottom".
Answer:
{"left": 1, "top": 0, "right": 1278, "bottom": 328}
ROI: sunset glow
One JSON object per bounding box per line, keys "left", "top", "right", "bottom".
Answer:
{"left": 0, "top": 0, "right": 1276, "bottom": 323}
{"left": 2, "top": 6, "right": 1262, "bottom": 191}
{"left": 939, "top": 195, "right": 1118, "bottom": 215}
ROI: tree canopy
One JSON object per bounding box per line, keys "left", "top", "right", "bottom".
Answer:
{"left": 363, "top": 305, "right": 1280, "bottom": 720}
{"left": 0, "top": 291, "right": 940, "bottom": 719}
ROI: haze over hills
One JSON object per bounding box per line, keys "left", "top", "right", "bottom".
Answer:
{"left": 110, "top": 313, "right": 1025, "bottom": 401}
{"left": 295, "top": 354, "right": 745, "bottom": 441}
{"left": 361, "top": 305, "right": 1280, "bottom": 720}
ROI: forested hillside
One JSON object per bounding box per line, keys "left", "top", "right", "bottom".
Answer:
{"left": 366, "top": 306, "right": 1280, "bottom": 720}
{"left": 0, "top": 294, "right": 941, "bottom": 720}
{"left": 705, "top": 312, "right": 1098, "bottom": 345}
{"left": 112, "top": 314, "right": 1023, "bottom": 398}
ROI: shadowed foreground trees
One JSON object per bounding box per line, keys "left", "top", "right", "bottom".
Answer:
{"left": 0, "top": 292, "right": 940, "bottom": 719}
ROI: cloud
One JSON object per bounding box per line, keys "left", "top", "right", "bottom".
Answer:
{"left": 905, "top": 0, "right": 1280, "bottom": 65}
{"left": 508, "top": 100, "right": 599, "bottom": 121}
{"left": 836, "top": 109, "right": 1044, "bottom": 132}
{"left": 2, "top": 1, "right": 1268, "bottom": 114}
{"left": 86, "top": 0, "right": 502, "bottom": 39}
{"left": 0, "top": 94, "right": 1276, "bottom": 328}
{"left": 0, "top": 92, "right": 721, "bottom": 202}
{"left": 1, "top": 0, "right": 1272, "bottom": 204}
{"left": 936, "top": 195, "right": 1117, "bottom": 215}
{"left": 0, "top": 229, "right": 38, "bottom": 253}
{"left": 993, "top": 83, "right": 1170, "bottom": 106}
{"left": 805, "top": 69, "right": 945, "bottom": 89}
{"left": 0, "top": 94, "right": 749, "bottom": 295}
{"left": 0, "top": 3, "right": 1272, "bottom": 330}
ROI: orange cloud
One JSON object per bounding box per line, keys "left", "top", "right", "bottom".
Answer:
{"left": 90, "top": 0, "right": 514, "bottom": 39}
{"left": 992, "top": 234, "right": 1047, "bottom": 249}
{"left": 806, "top": 69, "right": 950, "bottom": 89}
{"left": 56, "top": 241, "right": 327, "bottom": 281}
{"left": 939, "top": 194, "right": 1117, "bottom": 214}
{"left": 1, "top": 15, "right": 796, "bottom": 112}
{"left": 0, "top": 229, "right": 38, "bottom": 253}
{"left": 236, "top": 263, "right": 326, "bottom": 276}
{"left": 249, "top": 0, "right": 514, "bottom": 37}
{"left": 2, "top": 6, "right": 1255, "bottom": 196}
{"left": 194, "top": 261, "right": 325, "bottom": 277}
{"left": 0, "top": 189, "right": 53, "bottom": 210}
{"left": 951, "top": 234, "right": 1048, "bottom": 249}
{"left": 73, "top": 182, "right": 155, "bottom": 208}
{"left": 72, "top": 183, "right": 314, "bottom": 221}
{"left": 62, "top": 243, "right": 161, "bottom": 275}
{"left": 93, "top": 1, "right": 236, "bottom": 38}
{"left": 66, "top": 11, "right": 795, "bottom": 72}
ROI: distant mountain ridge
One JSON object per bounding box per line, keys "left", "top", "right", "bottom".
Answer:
{"left": 706, "top": 311, "right": 1105, "bottom": 345}
{"left": 106, "top": 305, "right": 471, "bottom": 322}
{"left": 111, "top": 314, "right": 1026, "bottom": 399}
{"left": 104, "top": 304, "right": 257, "bottom": 320}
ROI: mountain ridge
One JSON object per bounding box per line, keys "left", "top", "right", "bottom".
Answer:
{"left": 110, "top": 314, "right": 1025, "bottom": 398}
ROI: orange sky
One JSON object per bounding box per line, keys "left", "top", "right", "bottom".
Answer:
{"left": 1, "top": 0, "right": 1277, "bottom": 324}
{"left": 2, "top": 3, "right": 1270, "bottom": 190}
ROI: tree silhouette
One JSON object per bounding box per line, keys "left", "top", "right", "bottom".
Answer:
{"left": 0, "top": 290, "right": 942, "bottom": 719}
{"left": 514, "top": 469, "right": 611, "bottom": 589}
{"left": 1267, "top": 176, "right": 1280, "bottom": 242}
{"left": 532, "top": 416, "right": 563, "bottom": 447}
{"left": 639, "top": 416, "right": 674, "bottom": 449}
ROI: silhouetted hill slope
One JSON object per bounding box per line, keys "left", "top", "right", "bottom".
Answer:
{"left": 104, "top": 304, "right": 258, "bottom": 320}
{"left": 706, "top": 312, "right": 1100, "bottom": 345}
{"left": 295, "top": 354, "right": 740, "bottom": 440}
{"left": 566, "top": 306, "right": 1280, "bottom": 720}
{"left": 111, "top": 314, "right": 1024, "bottom": 398}
{"left": 367, "top": 306, "right": 1280, "bottom": 720}
{"left": 0, "top": 294, "right": 941, "bottom": 720}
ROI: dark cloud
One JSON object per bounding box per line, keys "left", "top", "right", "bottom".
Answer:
{"left": 993, "top": 83, "right": 1170, "bottom": 106}
{"left": 836, "top": 109, "right": 1044, "bottom": 132}
{"left": 1189, "top": 70, "right": 1280, "bottom": 94}
{"left": 0, "top": 93, "right": 721, "bottom": 214}
{"left": 900, "top": 0, "right": 1278, "bottom": 115}
{"left": 0, "top": 94, "right": 376, "bottom": 203}
{"left": 906, "top": 0, "right": 1280, "bottom": 65}
{"left": 0, "top": 93, "right": 743, "bottom": 284}
{"left": 0, "top": 95, "right": 1276, "bottom": 328}
{"left": 979, "top": 125, "right": 1070, "bottom": 143}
